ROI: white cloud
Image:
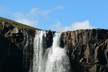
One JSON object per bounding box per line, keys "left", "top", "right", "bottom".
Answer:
{"left": 50, "top": 20, "right": 94, "bottom": 32}
{"left": 28, "top": 6, "right": 64, "bottom": 16}
{"left": 13, "top": 6, "right": 64, "bottom": 26}
{"left": 41, "top": 6, "right": 64, "bottom": 16}
{"left": 13, "top": 11, "right": 38, "bottom": 26}
{"left": 29, "top": 8, "right": 41, "bottom": 16}
{"left": 15, "top": 18, "right": 38, "bottom": 26}
{"left": 26, "top": 6, "right": 64, "bottom": 17}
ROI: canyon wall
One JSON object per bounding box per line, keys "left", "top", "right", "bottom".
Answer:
{"left": 60, "top": 29, "right": 108, "bottom": 72}
{"left": 0, "top": 22, "right": 108, "bottom": 72}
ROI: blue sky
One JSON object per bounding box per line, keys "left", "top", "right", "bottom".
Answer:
{"left": 0, "top": 0, "right": 108, "bottom": 32}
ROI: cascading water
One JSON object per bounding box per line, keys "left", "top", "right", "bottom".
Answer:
{"left": 33, "top": 31, "right": 70, "bottom": 72}
{"left": 33, "top": 30, "right": 46, "bottom": 72}
{"left": 45, "top": 33, "right": 70, "bottom": 72}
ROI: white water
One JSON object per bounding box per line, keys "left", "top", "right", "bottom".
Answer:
{"left": 33, "top": 31, "right": 70, "bottom": 72}
{"left": 33, "top": 31, "right": 46, "bottom": 72}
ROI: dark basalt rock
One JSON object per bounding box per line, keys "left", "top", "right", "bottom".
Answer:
{"left": 0, "top": 21, "right": 108, "bottom": 72}
{"left": 60, "top": 29, "right": 108, "bottom": 72}
{"left": 0, "top": 22, "right": 35, "bottom": 72}
{"left": 46, "top": 30, "right": 55, "bottom": 48}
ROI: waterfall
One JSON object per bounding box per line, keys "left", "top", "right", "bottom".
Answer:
{"left": 33, "top": 30, "right": 46, "bottom": 72}
{"left": 45, "top": 33, "right": 70, "bottom": 72}
{"left": 33, "top": 31, "right": 70, "bottom": 72}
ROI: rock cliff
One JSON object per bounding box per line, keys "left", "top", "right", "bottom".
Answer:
{"left": 0, "top": 21, "right": 54, "bottom": 72}
{"left": 0, "top": 21, "right": 108, "bottom": 72}
{"left": 60, "top": 29, "right": 108, "bottom": 72}
{"left": 0, "top": 21, "right": 35, "bottom": 72}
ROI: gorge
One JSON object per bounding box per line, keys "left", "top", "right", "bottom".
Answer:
{"left": 0, "top": 20, "right": 108, "bottom": 72}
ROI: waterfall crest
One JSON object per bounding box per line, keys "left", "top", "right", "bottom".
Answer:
{"left": 33, "top": 31, "right": 70, "bottom": 72}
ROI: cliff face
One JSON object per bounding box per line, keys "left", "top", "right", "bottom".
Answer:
{"left": 60, "top": 29, "right": 108, "bottom": 72}
{"left": 0, "top": 22, "right": 54, "bottom": 72}
{"left": 0, "top": 22, "right": 35, "bottom": 72}
{"left": 0, "top": 21, "right": 108, "bottom": 72}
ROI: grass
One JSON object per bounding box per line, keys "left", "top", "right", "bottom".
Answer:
{"left": 0, "top": 17, "right": 40, "bottom": 30}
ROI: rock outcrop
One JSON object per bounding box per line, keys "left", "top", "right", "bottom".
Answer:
{"left": 0, "top": 22, "right": 54, "bottom": 72}
{"left": 0, "top": 22, "right": 35, "bottom": 72}
{"left": 60, "top": 29, "right": 108, "bottom": 72}
{"left": 0, "top": 21, "right": 108, "bottom": 72}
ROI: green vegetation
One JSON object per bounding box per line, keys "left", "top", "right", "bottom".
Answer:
{"left": 0, "top": 17, "right": 40, "bottom": 30}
